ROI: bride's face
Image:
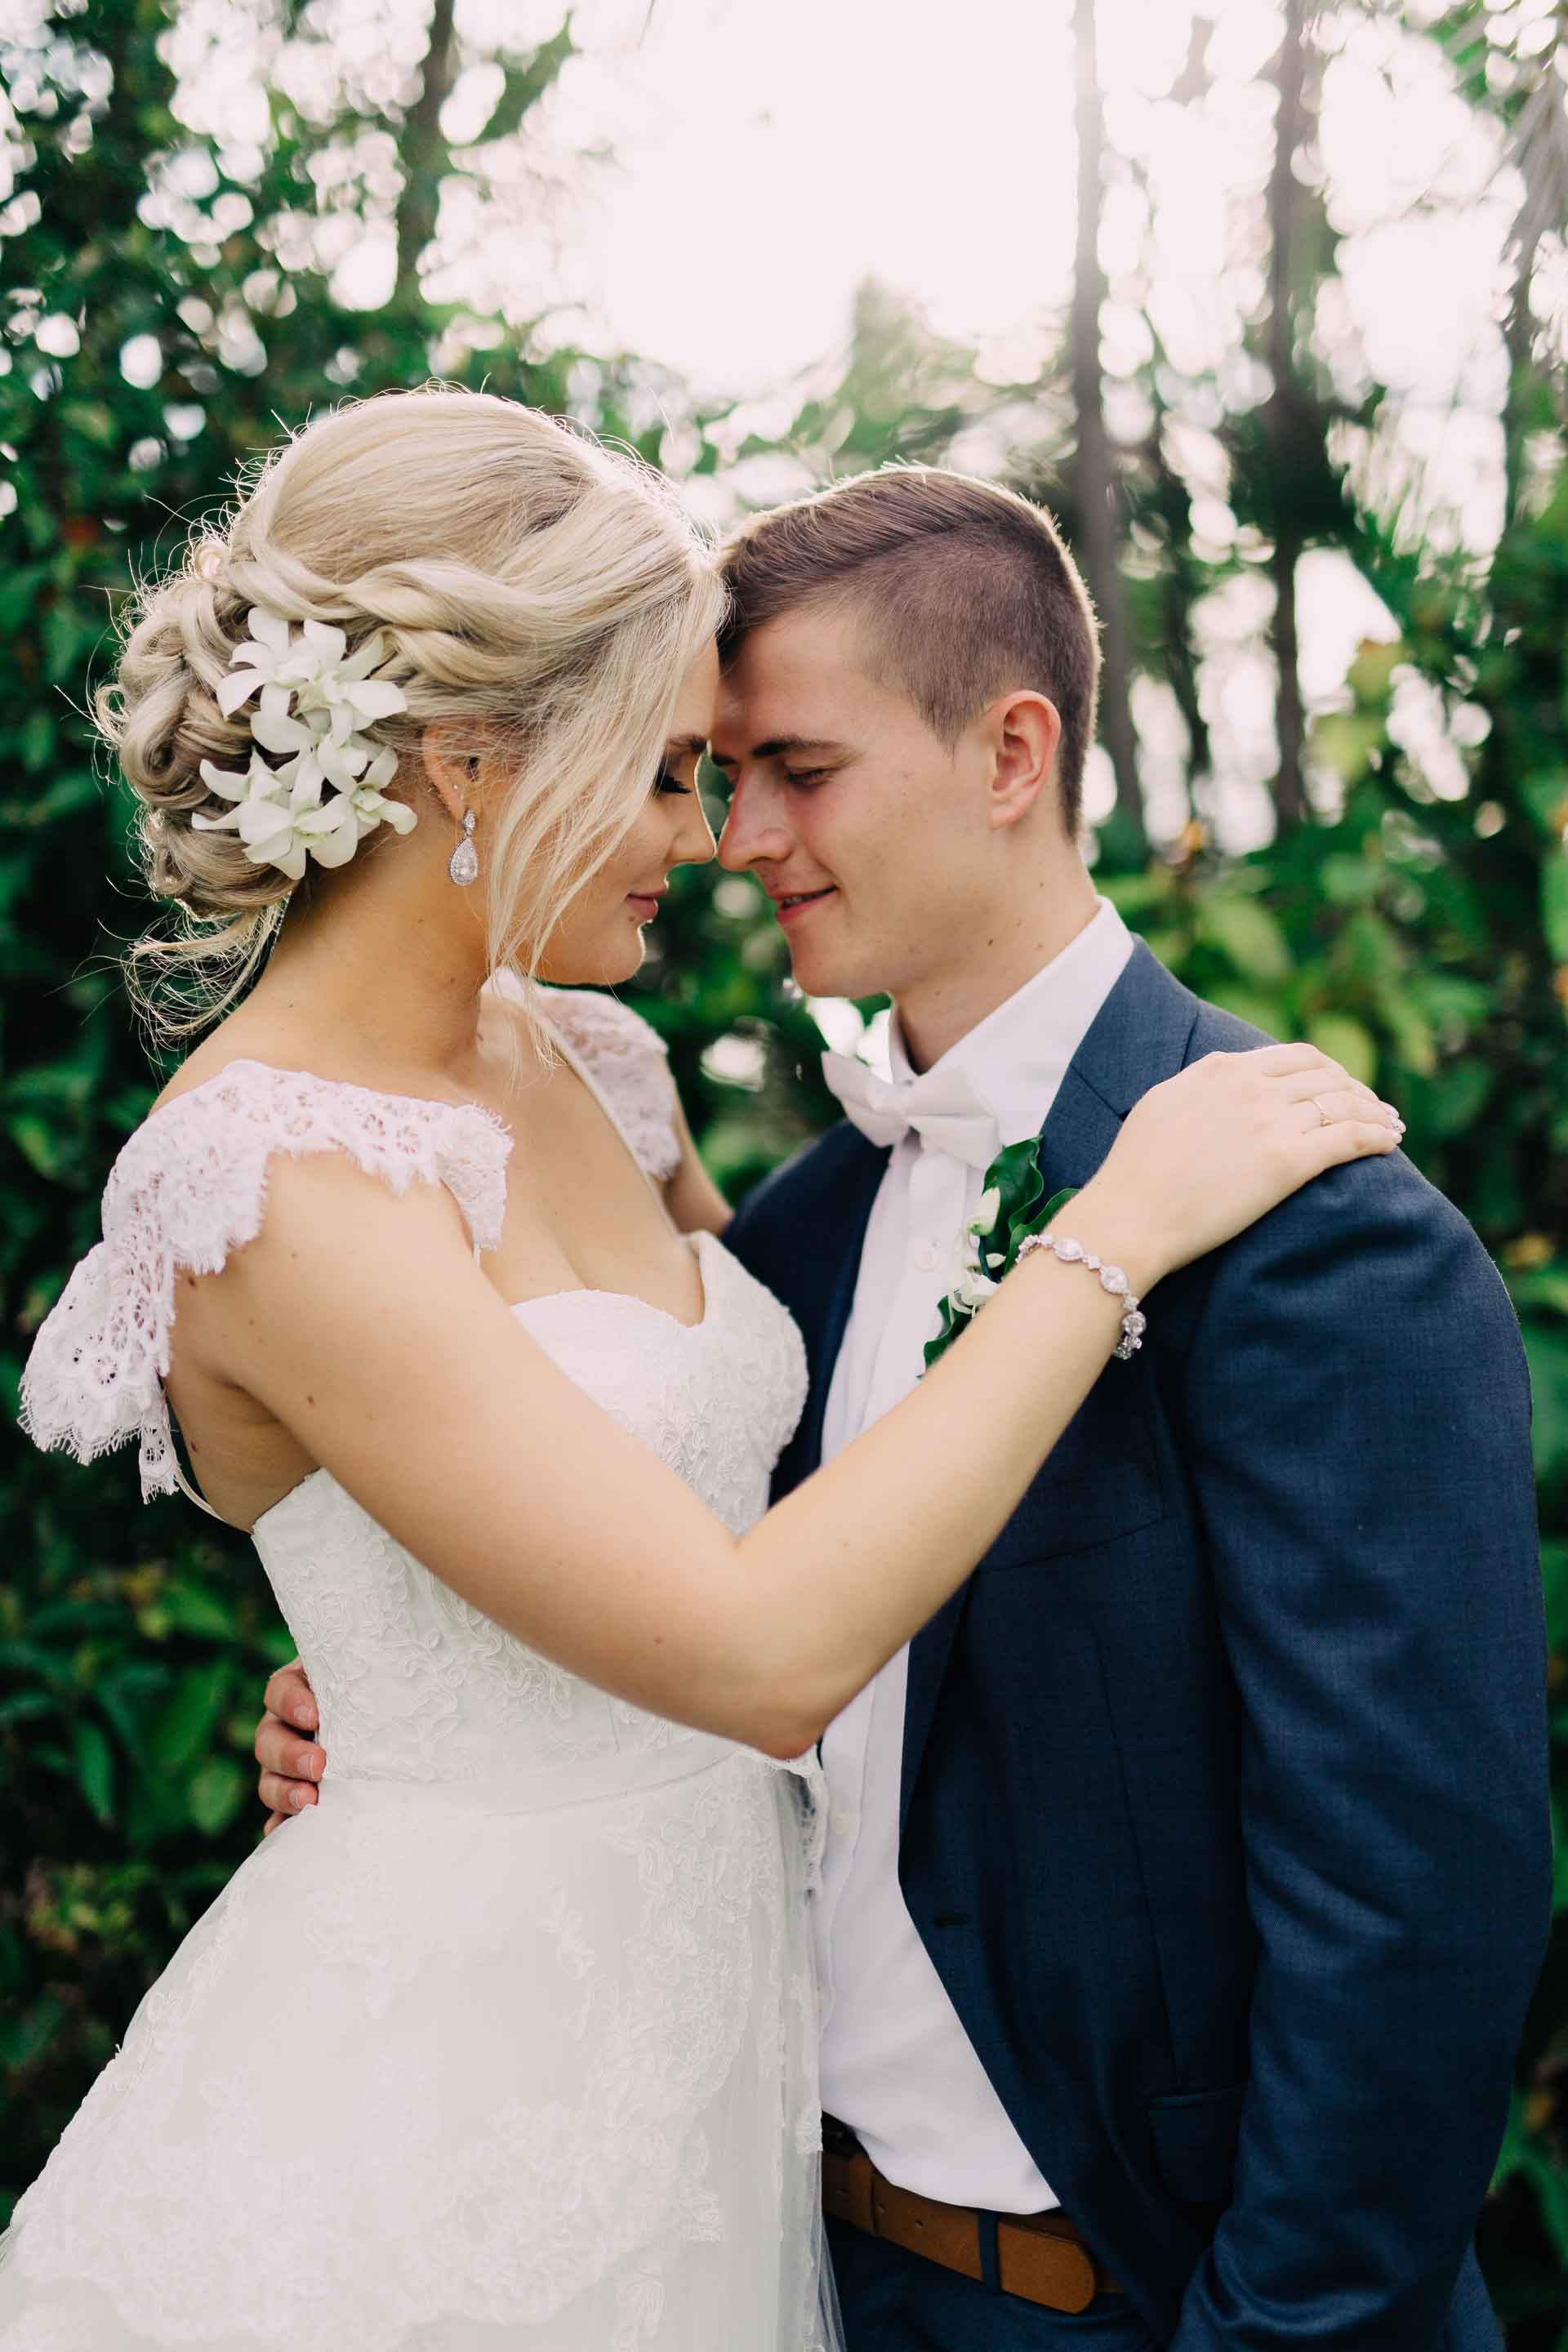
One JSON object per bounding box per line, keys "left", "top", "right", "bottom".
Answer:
{"left": 535, "top": 641, "right": 719, "bottom": 987}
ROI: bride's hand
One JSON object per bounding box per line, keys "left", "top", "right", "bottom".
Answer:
{"left": 1072, "top": 1044, "right": 1403, "bottom": 1293}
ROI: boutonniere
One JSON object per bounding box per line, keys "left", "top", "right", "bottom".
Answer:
{"left": 923, "top": 1137, "right": 1079, "bottom": 1372}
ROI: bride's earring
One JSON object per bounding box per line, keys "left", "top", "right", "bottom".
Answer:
{"left": 448, "top": 808, "right": 479, "bottom": 888}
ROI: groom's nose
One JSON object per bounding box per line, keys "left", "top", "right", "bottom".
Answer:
{"left": 716, "top": 774, "right": 795, "bottom": 873}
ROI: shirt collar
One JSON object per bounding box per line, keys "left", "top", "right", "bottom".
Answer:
{"left": 887, "top": 897, "right": 1134, "bottom": 1147}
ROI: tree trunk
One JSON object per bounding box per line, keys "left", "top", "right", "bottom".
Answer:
{"left": 1071, "top": 0, "right": 1143, "bottom": 849}
{"left": 1266, "top": 0, "right": 1309, "bottom": 831}
{"left": 1503, "top": 214, "right": 1543, "bottom": 529}
{"left": 394, "top": 0, "right": 458, "bottom": 301}
{"left": 1500, "top": 12, "right": 1566, "bottom": 527}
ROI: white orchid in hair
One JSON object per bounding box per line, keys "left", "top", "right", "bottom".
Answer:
{"left": 199, "top": 606, "right": 413, "bottom": 880}
{"left": 194, "top": 752, "right": 354, "bottom": 882}
{"left": 217, "top": 609, "right": 408, "bottom": 736}
{"left": 344, "top": 745, "right": 417, "bottom": 841}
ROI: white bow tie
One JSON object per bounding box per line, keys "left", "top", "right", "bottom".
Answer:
{"left": 821, "top": 1051, "right": 1000, "bottom": 1171}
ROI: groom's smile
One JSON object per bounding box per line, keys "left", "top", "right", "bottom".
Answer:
{"left": 769, "top": 882, "right": 838, "bottom": 928}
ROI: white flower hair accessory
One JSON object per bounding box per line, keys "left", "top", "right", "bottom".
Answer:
{"left": 193, "top": 606, "right": 415, "bottom": 883}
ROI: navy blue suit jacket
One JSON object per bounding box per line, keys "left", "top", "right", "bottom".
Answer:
{"left": 726, "top": 943, "right": 1549, "bottom": 2350}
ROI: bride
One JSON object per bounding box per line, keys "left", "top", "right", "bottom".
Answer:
{"left": 2, "top": 386, "right": 1398, "bottom": 2352}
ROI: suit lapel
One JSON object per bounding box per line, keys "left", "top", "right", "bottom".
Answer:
{"left": 899, "top": 942, "right": 1202, "bottom": 1829}
{"left": 791, "top": 1134, "right": 889, "bottom": 1478}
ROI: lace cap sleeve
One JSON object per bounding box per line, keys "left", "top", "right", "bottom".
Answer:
{"left": 501, "top": 978, "right": 681, "bottom": 1186}
{"left": 18, "top": 1061, "right": 511, "bottom": 1503}
{"left": 546, "top": 988, "right": 681, "bottom": 1183}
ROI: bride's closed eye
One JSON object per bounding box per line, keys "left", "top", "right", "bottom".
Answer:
{"left": 653, "top": 768, "right": 693, "bottom": 797}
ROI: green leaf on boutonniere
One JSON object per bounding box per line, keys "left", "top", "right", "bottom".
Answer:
{"left": 922, "top": 1292, "right": 970, "bottom": 1372}
{"left": 984, "top": 1137, "right": 1045, "bottom": 1236}
{"left": 920, "top": 1138, "right": 1080, "bottom": 1374}
{"left": 1003, "top": 1184, "right": 1080, "bottom": 1273}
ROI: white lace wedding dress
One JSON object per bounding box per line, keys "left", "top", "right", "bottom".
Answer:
{"left": 2, "top": 988, "right": 840, "bottom": 2352}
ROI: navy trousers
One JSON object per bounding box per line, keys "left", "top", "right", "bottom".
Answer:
{"left": 827, "top": 2221, "right": 1159, "bottom": 2352}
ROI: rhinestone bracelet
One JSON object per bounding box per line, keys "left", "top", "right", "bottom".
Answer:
{"left": 1014, "top": 1232, "right": 1147, "bottom": 1361}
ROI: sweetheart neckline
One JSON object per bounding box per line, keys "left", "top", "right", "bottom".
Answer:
{"left": 244, "top": 1231, "right": 728, "bottom": 1542}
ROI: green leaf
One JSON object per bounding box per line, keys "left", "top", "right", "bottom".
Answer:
{"left": 0, "top": 1690, "right": 59, "bottom": 1727}
{"left": 188, "top": 1755, "right": 245, "bottom": 1837}
{"left": 42, "top": 602, "right": 95, "bottom": 685}
{"left": 8, "top": 1112, "right": 78, "bottom": 1182}
{"left": 1373, "top": 985, "right": 1437, "bottom": 1077}
{"left": 921, "top": 1294, "right": 968, "bottom": 1372}
{"left": 1098, "top": 871, "right": 1175, "bottom": 920}
{"left": 0, "top": 1993, "right": 65, "bottom": 2072}
{"left": 1307, "top": 1014, "right": 1379, "bottom": 1087}
{"left": 1522, "top": 769, "right": 1568, "bottom": 838}
{"left": 1205, "top": 984, "right": 1289, "bottom": 1039}
{"left": 1525, "top": 1325, "right": 1568, "bottom": 1486}
{"left": 983, "top": 1137, "right": 1045, "bottom": 1236}
{"left": 19, "top": 709, "right": 56, "bottom": 774}
{"left": 73, "top": 1717, "right": 114, "bottom": 1824}
{"left": 1543, "top": 854, "right": 1568, "bottom": 961}
{"left": 1540, "top": 1542, "right": 1568, "bottom": 1655}
{"left": 1553, "top": 1793, "right": 1568, "bottom": 1913}
{"left": 150, "top": 1662, "right": 232, "bottom": 1774}
{"left": 1511, "top": 1271, "right": 1568, "bottom": 1321}
{"left": 1196, "top": 895, "right": 1294, "bottom": 986}
{"left": 58, "top": 399, "right": 118, "bottom": 448}
{"left": 1318, "top": 854, "right": 1384, "bottom": 909}
{"left": 1008, "top": 1184, "right": 1081, "bottom": 1265}
{"left": 1491, "top": 2090, "right": 1535, "bottom": 2195}
{"left": 161, "top": 1579, "right": 241, "bottom": 1641}
{"left": 29, "top": 769, "right": 100, "bottom": 823}
{"left": 1423, "top": 1058, "right": 1493, "bottom": 1139}
{"left": 0, "top": 563, "right": 47, "bottom": 632}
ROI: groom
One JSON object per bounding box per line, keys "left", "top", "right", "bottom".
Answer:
{"left": 706, "top": 468, "right": 1547, "bottom": 2350}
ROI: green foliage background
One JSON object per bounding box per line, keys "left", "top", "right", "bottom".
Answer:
{"left": 2, "top": 1, "right": 1566, "bottom": 2340}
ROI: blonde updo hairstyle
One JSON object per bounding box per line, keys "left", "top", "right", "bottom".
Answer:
{"left": 100, "top": 385, "right": 723, "bottom": 1037}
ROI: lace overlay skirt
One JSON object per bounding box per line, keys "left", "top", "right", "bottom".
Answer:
{"left": 0, "top": 1741, "right": 840, "bottom": 2352}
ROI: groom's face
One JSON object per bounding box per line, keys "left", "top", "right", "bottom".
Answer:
{"left": 710, "top": 608, "right": 997, "bottom": 1005}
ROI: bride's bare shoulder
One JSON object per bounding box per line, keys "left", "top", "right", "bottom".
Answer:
{"left": 146, "top": 1012, "right": 326, "bottom": 1120}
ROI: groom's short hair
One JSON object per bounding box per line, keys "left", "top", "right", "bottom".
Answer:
{"left": 718, "top": 466, "right": 1102, "bottom": 834}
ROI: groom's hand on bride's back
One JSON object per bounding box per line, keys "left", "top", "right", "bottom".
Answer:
{"left": 254, "top": 1660, "right": 326, "bottom": 1834}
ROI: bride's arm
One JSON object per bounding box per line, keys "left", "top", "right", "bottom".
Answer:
{"left": 232, "top": 1044, "right": 1396, "bottom": 1766}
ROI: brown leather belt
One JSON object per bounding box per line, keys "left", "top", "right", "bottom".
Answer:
{"left": 821, "top": 2121, "right": 1122, "bottom": 2315}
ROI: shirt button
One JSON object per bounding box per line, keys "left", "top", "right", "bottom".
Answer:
{"left": 831, "top": 1811, "right": 854, "bottom": 1837}
{"left": 912, "top": 1241, "right": 940, "bottom": 1272}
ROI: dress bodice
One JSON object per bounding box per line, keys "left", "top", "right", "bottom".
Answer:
{"left": 19, "top": 986, "right": 809, "bottom": 1786}
{"left": 250, "top": 1231, "right": 805, "bottom": 1782}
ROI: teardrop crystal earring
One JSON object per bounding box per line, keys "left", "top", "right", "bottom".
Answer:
{"left": 448, "top": 808, "right": 479, "bottom": 888}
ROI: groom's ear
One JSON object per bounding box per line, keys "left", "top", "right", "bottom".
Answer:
{"left": 981, "top": 690, "right": 1062, "bottom": 832}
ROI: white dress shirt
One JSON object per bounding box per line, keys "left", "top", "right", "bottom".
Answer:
{"left": 814, "top": 897, "right": 1134, "bottom": 2212}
